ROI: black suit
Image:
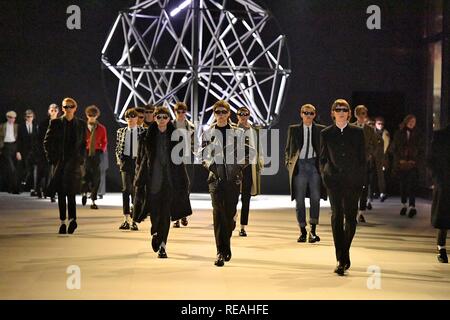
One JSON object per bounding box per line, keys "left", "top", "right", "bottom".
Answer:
{"left": 44, "top": 116, "right": 87, "bottom": 221}
{"left": 320, "top": 124, "right": 366, "bottom": 264}
{"left": 18, "top": 122, "right": 39, "bottom": 191}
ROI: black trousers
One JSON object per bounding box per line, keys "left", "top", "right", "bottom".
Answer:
{"left": 58, "top": 193, "right": 76, "bottom": 221}
{"left": 211, "top": 182, "right": 240, "bottom": 256}
{"left": 240, "top": 165, "right": 253, "bottom": 226}
{"left": 1, "top": 143, "right": 19, "bottom": 193}
{"left": 120, "top": 156, "right": 136, "bottom": 215}
{"left": 328, "top": 187, "right": 360, "bottom": 262}
{"left": 359, "top": 161, "right": 373, "bottom": 210}
{"left": 149, "top": 190, "right": 171, "bottom": 246}
{"left": 438, "top": 229, "right": 447, "bottom": 247}
{"left": 82, "top": 151, "right": 101, "bottom": 201}
{"left": 399, "top": 168, "right": 418, "bottom": 207}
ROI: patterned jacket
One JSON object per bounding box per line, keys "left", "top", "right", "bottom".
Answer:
{"left": 115, "top": 126, "right": 146, "bottom": 165}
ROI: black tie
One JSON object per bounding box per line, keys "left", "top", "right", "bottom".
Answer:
{"left": 130, "top": 129, "right": 134, "bottom": 158}
{"left": 305, "top": 127, "right": 310, "bottom": 159}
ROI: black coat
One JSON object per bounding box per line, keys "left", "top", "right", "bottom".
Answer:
{"left": 285, "top": 122, "right": 327, "bottom": 201}
{"left": 18, "top": 122, "right": 39, "bottom": 160}
{"left": 133, "top": 122, "right": 192, "bottom": 222}
{"left": 43, "top": 116, "right": 87, "bottom": 195}
{"left": 391, "top": 127, "right": 424, "bottom": 174}
{"left": 428, "top": 125, "right": 450, "bottom": 229}
{"left": 320, "top": 124, "right": 366, "bottom": 191}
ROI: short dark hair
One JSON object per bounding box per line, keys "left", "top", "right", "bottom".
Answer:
{"left": 154, "top": 106, "right": 171, "bottom": 117}
{"left": 174, "top": 102, "right": 188, "bottom": 111}
{"left": 85, "top": 105, "right": 100, "bottom": 117}
{"left": 144, "top": 104, "right": 155, "bottom": 111}
{"left": 125, "top": 108, "right": 138, "bottom": 118}
{"left": 135, "top": 107, "right": 145, "bottom": 114}
{"left": 237, "top": 106, "right": 250, "bottom": 113}
{"left": 374, "top": 116, "right": 385, "bottom": 123}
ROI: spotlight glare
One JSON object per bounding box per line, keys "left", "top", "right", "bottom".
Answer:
{"left": 170, "top": 0, "right": 192, "bottom": 17}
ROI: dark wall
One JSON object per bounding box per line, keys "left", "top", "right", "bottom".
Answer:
{"left": 0, "top": 0, "right": 426, "bottom": 194}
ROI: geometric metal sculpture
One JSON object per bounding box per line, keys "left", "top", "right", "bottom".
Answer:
{"left": 101, "top": 0, "right": 290, "bottom": 127}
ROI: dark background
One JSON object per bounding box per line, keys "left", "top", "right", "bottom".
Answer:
{"left": 0, "top": 0, "right": 427, "bottom": 194}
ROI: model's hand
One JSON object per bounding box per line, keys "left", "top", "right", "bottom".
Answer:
{"left": 16, "top": 152, "right": 22, "bottom": 161}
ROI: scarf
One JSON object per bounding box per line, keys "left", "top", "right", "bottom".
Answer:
{"left": 89, "top": 122, "right": 98, "bottom": 157}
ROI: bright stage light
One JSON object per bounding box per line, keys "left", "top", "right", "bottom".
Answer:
{"left": 170, "top": 0, "right": 192, "bottom": 17}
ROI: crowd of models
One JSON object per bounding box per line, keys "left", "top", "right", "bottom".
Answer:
{"left": 0, "top": 97, "right": 449, "bottom": 273}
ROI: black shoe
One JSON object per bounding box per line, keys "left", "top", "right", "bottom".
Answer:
{"left": 380, "top": 194, "right": 387, "bottom": 202}
{"left": 173, "top": 220, "right": 180, "bottom": 228}
{"left": 98, "top": 195, "right": 103, "bottom": 199}
{"left": 400, "top": 207, "right": 407, "bottom": 216}
{"left": 51, "top": 197, "right": 56, "bottom": 203}
{"left": 119, "top": 221, "right": 130, "bottom": 230}
{"left": 334, "top": 263, "right": 345, "bottom": 276}
{"left": 58, "top": 224, "right": 67, "bottom": 234}
{"left": 358, "top": 214, "right": 366, "bottom": 223}
{"left": 81, "top": 195, "right": 87, "bottom": 206}
{"left": 214, "top": 254, "right": 225, "bottom": 267}
{"left": 181, "top": 217, "right": 188, "bottom": 226}
{"left": 130, "top": 221, "right": 139, "bottom": 231}
{"left": 438, "top": 249, "right": 448, "bottom": 263}
{"left": 224, "top": 251, "right": 232, "bottom": 262}
{"left": 67, "top": 220, "right": 77, "bottom": 234}
{"left": 151, "top": 234, "right": 160, "bottom": 252}
{"left": 297, "top": 233, "right": 307, "bottom": 243}
{"left": 343, "top": 252, "right": 351, "bottom": 270}
{"left": 408, "top": 208, "right": 417, "bottom": 218}
{"left": 158, "top": 247, "right": 168, "bottom": 259}
{"left": 90, "top": 203, "right": 98, "bottom": 210}
{"left": 367, "top": 202, "right": 372, "bottom": 210}
{"left": 308, "top": 232, "right": 320, "bottom": 243}
{"left": 239, "top": 229, "right": 247, "bottom": 237}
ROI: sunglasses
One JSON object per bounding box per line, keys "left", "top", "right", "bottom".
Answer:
{"left": 87, "top": 114, "right": 97, "bottom": 117}
{"left": 126, "top": 114, "right": 137, "bottom": 119}
{"left": 138, "top": 116, "right": 144, "bottom": 119}
{"left": 214, "top": 110, "right": 228, "bottom": 115}
{"left": 176, "top": 110, "right": 186, "bottom": 114}
{"left": 62, "top": 105, "right": 76, "bottom": 109}
{"left": 302, "top": 111, "right": 315, "bottom": 116}
{"left": 156, "top": 115, "right": 169, "bottom": 120}
{"left": 26, "top": 115, "right": 34, "bottom": 118}
{"left": 334, "top": 107, "right": 349, "bottom": 113}
{"left": 237, "top": 112, "right": 250, "bottom": 116}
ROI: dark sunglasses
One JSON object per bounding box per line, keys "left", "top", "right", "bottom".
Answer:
{"left": 237, "top": 112, "right": 249, "bottom": 116}
{"left": 302, "top": 111, "right": 315, "bottom": 116}
{"left": 156, "top": 115, "right": 169, "bottom": 120}
{"left": 126, "top": 114, "right": 137, "bottom": 119}
{"left": 214, "top": 110, "right": 228, "bottom": 115}
{"left": 176, "top": 110, "right": 187, "bottom": 114}
{"left": 334, "top": 107, "right": 349, "bottom": 113}
{"left": 87, "top": 114, "right": 97, "bottom": 117}
{"left": 62, "top": 105, "right": 76, "bottom": 109}
{"left": 26, "top": 115, "right": 34, "bottom": 118}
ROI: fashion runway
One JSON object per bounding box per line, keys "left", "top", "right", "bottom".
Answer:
{"left": 0, "top": 193, "right": 448, "bottom": 299}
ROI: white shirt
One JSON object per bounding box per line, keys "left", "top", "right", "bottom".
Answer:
{"left": 124, "top": 127, "right": 139, "bottom": 158}
{"left": 4, "top": 122, "right": 15, "bottom": 142}
{"left": 26, "top": 122, "right": 33, "bottom": 134}
{"left": 299, "top": 124, "right": 315, "bottom": 159}
{"left": 336, "top": 122, "right": 348, "bottom": 132}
